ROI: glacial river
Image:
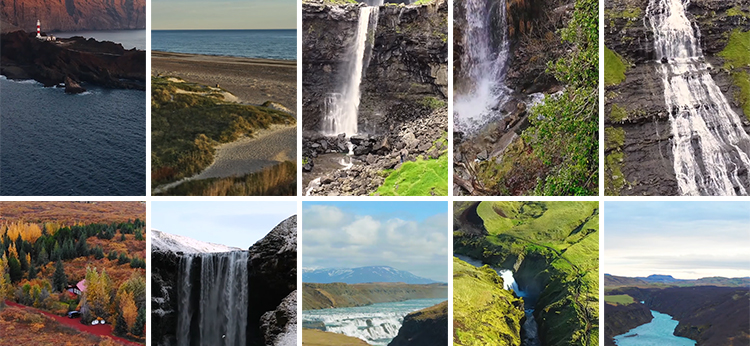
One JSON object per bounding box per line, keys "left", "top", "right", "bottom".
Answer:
{"left": 614, "top": 310, "right": 697, "bottom": 346}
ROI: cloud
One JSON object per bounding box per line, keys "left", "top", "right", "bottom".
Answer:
{"left": 302, "top": 204, "right": 448, "bottom": 282}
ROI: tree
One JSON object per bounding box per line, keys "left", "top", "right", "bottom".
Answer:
{"left": 120, "top": 233, "right": 126, "bottom": 242}
{"left": 27, "top": 263, "right": 37, "bottom": 280}
{"left": 118, "top": 253, "right": 130, "bottom": 265}
{"left": 107, "top": 250, "right": 118, "bottom": 261}
{"left": 132, "top": 307, "right": 145, "bottom": 337}
{"left": 134, "top": 229, "right": 143, "bottom": 241}
{"left": 93, "top": 246, "right": 105, "bottom": 260}
{"left": 120, "top": 290, "right": 138, "bottom": 334}
{"left": 53, "top": 260, "right": 67, "bottom": 292}
{"left": 76, "top": 235, "right": 88, "bottom": 257}
{"left": 51, "top": 241, "right": 62, "bottom": 262}
{"left": 0, "top": 255, "right": 13, "bottom": 303}
{"left": 8, "top": 255, "right": 22, "bottom": 283}
{"left": 37, "top": 247, "right": 49, "bottom": 266}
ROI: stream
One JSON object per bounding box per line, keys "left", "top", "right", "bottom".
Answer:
{"left": 455, "top": 254, "right": 541, "bottom": 346}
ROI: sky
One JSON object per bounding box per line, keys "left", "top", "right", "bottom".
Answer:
{"left": 152, "top": 0, "right": 296, "bottom": 30}
{"left": 302, "top": 201, "right": 449, "bottom": 282}
{"left": 604, "top": 201, "right": 750, "bottom": 280}
{"left": 151, "top": 201, "right": 296, "bottom": 249}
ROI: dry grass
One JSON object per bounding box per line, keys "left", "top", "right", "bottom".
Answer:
{"left": 0, "top": 202, "right": 145, "bottom": 225}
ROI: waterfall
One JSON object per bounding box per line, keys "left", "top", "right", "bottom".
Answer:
{"left": 498, "top": 269, "right": 520, "bottom": 292}
{"left": 177, "top": 251, "right": 250, "bottom": 346}
{"left": 454, "top": 0, "right": 512, "bottom": 134}
{"left": 321, "top": 5, "right": 379, "bottom": 137}
{"left": 646, "top": 0, "right": 750, "bottom": 196}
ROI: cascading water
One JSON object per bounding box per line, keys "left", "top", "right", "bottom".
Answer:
{"left": 454, "top": 0, "right": 512, "bottom": 134}
{"left": 177, "top": 251, "right": 250, "bottom": 346}
{"left": 321, "top": 5, "right": 379, "bottom": 137}
{"left": 646, "top": 0, "right": 750, "bottom": 196}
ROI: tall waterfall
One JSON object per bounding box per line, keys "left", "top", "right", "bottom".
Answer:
{"left": 177, "top": 251, "right": 250, "bottom": 346}
{"left": 454, "top": 0, "right": 512, "bottom": 134}
{"left": 646, "top": 0, "right": 750, "bottom": 195}
{"left": 321, "top": 5, "right": 379, "bottom": 137}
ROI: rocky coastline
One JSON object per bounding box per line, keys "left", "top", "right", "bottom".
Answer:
{"left": 1, "top": 30, "right": 146, "bottom": 92}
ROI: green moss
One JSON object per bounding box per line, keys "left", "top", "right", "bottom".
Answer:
{"left": 609, "top": 103, "right": 627, "bottom": 122}
{"left": 412, "top": 0, "right": 434, "bottom": 4}
{"left": 604, "top": 127, "right": 625, "bottom": 151}
{"left": 719, "top": 29, "right": 750, "bottom": 68}
{"left": 418, "top": 96, "right": 447, "bottom": 110}
{"left": 604, "top": 294, "right": 635, "bottom": 305}
{"left": 605, "top": 151, "right": 626, "bottom": 196}
{"left": 726, "top": 6, "right": 750, "bottom": 19}
{"left": 375, "top": 155, "right": 448, "bottom": 196}
{"left": 604, "top": 46, "right": 627, "bottom": 86}
{"left": 731, "top": 71, "right": 750, "bottom": 119}
{"left": 453, "top": 257, "right": 524, "bottom": 346}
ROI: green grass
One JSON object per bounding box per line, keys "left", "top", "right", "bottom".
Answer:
{"left": 604, "top": 126, "right": 625, "bottom": 151}
{"left": 718, "top": 30, "right": 750, "bottom": 119}
{"left": 375, "top": 155, "right": 448, "bottom": 196}
{"left": 151, "top": 76, "right": 295, "bottom": 186}
{"left": 604, "top": 46, "right": 627, "bottom": 86}
{"left": 418, "top": 96, "right": 446, "bottom": 110}
{"left": 453, "top": 257, "right": 523, "bottom": 346}
{"left": 604, "top": 294, "right": 635, "bottom": 305}
{"left": 609, "top": 103, "right": 628, "bottom": 122}
{"left": 726, "top": 6, "right": 750, "bottom": 19}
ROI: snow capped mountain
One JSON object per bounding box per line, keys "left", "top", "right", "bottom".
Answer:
{"left": 151, "top": 229, "right": 241, "bottom": 253}
{"left": 303, "top": 266, "right": 439, "bottom": 284}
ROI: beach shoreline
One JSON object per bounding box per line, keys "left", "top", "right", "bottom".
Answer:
{"left": 151, "top": 50, "right": 297, "bottom": 115}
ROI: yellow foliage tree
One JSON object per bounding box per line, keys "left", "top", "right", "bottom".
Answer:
{"left": 5, "top": 222, "right": 43, "bottom": 244}
{"left": 119, "top": 290, "right": 138, "bottom": 332}
{"left": 0, "top": 254, "right": 13, "bottom": 301}
{"left": 83, "top": 267, "right": 113, "bottom": 320}
{"left": 7, "top": 243, "right": 18, "bottom": 259}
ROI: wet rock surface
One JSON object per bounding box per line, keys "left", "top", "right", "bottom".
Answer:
{"left": 1, "top": 31, "right": 146, "bottom": 90}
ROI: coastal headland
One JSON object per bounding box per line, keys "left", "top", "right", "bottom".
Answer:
{"left": 0, "top": 30, "right": 145, "bottom": 90}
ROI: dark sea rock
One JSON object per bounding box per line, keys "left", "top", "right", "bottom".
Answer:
{"left": 0, "top": 30, "right": 145, "bottom": 90}
{"left": 64, "top": 76, "right": 86, "bottom": 94}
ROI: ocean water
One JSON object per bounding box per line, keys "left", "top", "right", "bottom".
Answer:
{"left": 152, "top": 30, "right": 296, "bottom": 60}
{"left": 52, "top": 29, "right": 146, "bottom": 50}
{"left": 303, "top": 298, "right": 446, "bottom": 345}
{"left": 614, "top": 310, "right": 697, "bottom": 346}
{"left": 0, "top": 77, "right": 146, "bottom": 196}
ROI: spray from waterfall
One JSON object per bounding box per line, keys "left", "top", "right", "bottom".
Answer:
{"left": 322, "top": 5, "right": 380, "bottom": 137}
{"left": 177, "top": 251, "right": 250, "bottom": 346}
{"left": 646, "top": 0, "right": 750, "bottom": 195}
{"left": 454, "top": 0, "right": 512, "bottom": 134}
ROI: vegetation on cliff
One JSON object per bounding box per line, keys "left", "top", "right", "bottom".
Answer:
{"left": 521, "top": 0, "right": 599, "bottom": 196}
{"left": 453, "top": 257, "right": 523, "bottom": 346}
{"left": 718, "top": 29, "right": 750, "bottom": 119}
{"left": 454, "top": 201, "right": 599, "bottom": 346}
{"left": 604, "top": 46, "right": 627, "bottom": 86}
{"left": 151, "top": 76, "right": 296, "bottom": 192}
{"left": 388, "top": 300, "right": 447, "bottom": 346}
{"left": 302, "top": 282, "right": 447, "bottom": 310}
{"left": 375, "top": 132, "right": 449, "bottom": 196}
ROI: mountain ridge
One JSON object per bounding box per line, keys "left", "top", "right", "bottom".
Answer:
{"left": 605, "top": 273, "right": 750, "bottom": 287}
{"left": 303, "top": 266, "right": 441, "bottom": 284}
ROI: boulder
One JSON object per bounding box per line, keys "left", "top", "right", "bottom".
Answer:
{"left": 260, "top": 291, "right": 297, "bottom": 346}
{"left": 64, "top": 76, "right": 86, "bottom": 94}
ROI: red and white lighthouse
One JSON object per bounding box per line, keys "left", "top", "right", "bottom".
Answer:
{"left": 36, "top": 19, "right": 41, "bottom": 38}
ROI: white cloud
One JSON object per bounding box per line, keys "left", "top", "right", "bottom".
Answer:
{"left": 344, "top": 216, "right": 380, "bottom": 245}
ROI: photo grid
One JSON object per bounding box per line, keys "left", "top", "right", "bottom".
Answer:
{"left": 0, "top": 0, "right": 748, "bottom": 345}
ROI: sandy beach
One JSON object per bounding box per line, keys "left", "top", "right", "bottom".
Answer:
{"left": 151, "top": 51, "right": 297, "bottom": 115}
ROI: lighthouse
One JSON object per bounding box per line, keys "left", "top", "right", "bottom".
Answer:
{"left": 36, "top": 20, "right": 41, "bottom": 38}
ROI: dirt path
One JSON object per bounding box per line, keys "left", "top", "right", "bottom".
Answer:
{"left": 4, "top": 300, "right": 143, "bottom": 346}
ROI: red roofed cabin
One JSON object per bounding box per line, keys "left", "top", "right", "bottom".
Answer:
{"left": 66, "top": 280, "right": 87, "bottom": 296}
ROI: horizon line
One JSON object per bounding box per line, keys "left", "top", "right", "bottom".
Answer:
{"left": 605, "top": 273, "right": 750, "bottom": 280}
{"left": 152, "top": 28, "right": 296, "bottom": 31}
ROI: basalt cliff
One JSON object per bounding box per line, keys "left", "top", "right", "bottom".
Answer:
{"left": 1, "top": 0, "right": 145, "bottom": 32}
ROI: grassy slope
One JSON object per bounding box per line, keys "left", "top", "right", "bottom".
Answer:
{"left": 453, "top": 257, "right": 523, "bottom": 346}
{"left": 151, "top": 76, "right": 295, "bottom": 186}
{"left": 604, "top": 294, "right": 634, "bottom": 305}
{"left": 604, "top": 46, "right": 627, "bottom": 86}
{"left": 302, "top": 282, "right": 447, "bottom": 310}
{"left": 455, "top": 201, "right": 599, "bottom": 346}
{"left": 375, "top": 132, "right": 448, "bottom": 196}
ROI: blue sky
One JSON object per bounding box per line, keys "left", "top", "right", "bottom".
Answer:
{"left": 302, "top": 201, "right": 449, "bottom": 282}
{"left": 152, "top": 0, "right": 296, "bottom": 30}
{"left": 151, "top": 201, "right": 296, "bottom": 249}
{"left": 604, "top": 201, "right": 750, "bottom": 279}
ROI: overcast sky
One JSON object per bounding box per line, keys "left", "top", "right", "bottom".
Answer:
{"left": 152, "top": 0, "right": 296, "bottom": 30}
{"left": 302, "top": 202, "right": 449, "bottom": 282}
{"left": 604, "top": 201, "right": 750, "bottom": 279}
{"left": 151, "top": 201, "right": 296, "bottom": 249}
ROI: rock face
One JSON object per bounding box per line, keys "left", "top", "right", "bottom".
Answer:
{"left": 0, "top": 0, "right": 145, "bottom": 32}
{"left": 603, "top": 302, "right": 653, "bottom": 346}
{"left": 1, "top": 31, "right": 145, "bottom": 89}
{"left": 150, "top": 215, "right": 297, "bottom": 346}
{"left": 387, "top": 300, "right": 448, "bottom": 346}
{"left": 302, "top": 282, "right": 448, "bottom": 310}
{"left": 609, "top": 286, "right": 750, "bottom": 346}
{"left": 63, "top": 75, "right": 86, "bottom": 94}
{"left": 604, "top": 0, "right": 750, "bottom": 195}
{"left": 302, "top": 0, "right": 448, "bottom": 133}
